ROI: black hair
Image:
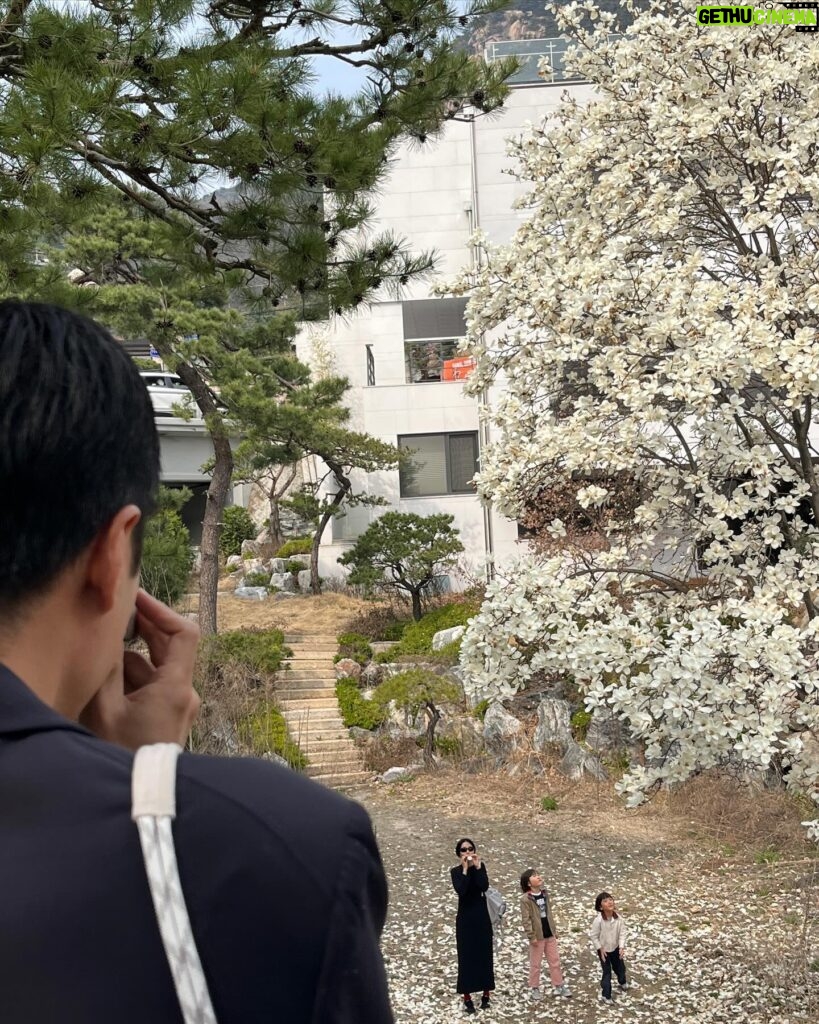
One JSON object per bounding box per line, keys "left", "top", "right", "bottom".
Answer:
{"left": 520, "top": 869, "right": 538, "bottom": 892}
{"left": 0, "top": 300, "right": 160, "bottom": 612}
{"left": 595, "top": 892, "right": 613, "bottom": 913}
{"left": 455, "top": 838, "right": 476, "bottom": 856}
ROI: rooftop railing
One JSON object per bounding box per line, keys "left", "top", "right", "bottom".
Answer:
{"left": 485, "top": 36, "right": 618, "bottom": 85}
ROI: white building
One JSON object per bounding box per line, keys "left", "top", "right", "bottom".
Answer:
{"left": 297, "top": 40, "right": 595, "bottom": 581}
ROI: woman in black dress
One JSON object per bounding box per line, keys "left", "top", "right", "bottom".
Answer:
{"left": 450, "top": 838, "right": 495, "bottom": 1014}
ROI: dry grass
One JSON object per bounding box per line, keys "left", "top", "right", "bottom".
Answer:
{"left": 364, "top": 763, "right": 817, "bottom": 859}
{"left": 180, "top": 591, "right": 373, "bottom": 636}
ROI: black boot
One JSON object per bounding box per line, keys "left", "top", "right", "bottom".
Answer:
{"left": 480, "top": 994, "right": 491, "bottom": 1010}
{"left": 464, "top": 998, "right": 476, "bottom": 1015}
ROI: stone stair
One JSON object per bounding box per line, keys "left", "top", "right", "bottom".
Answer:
{"left": 277, "top": 634, "right": 370, "bottom": 790}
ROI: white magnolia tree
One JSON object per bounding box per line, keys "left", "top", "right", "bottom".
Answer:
{"left": 455, "top": 0, "right": 819, "bottom": 837}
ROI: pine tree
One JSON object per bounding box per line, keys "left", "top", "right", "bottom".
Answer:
{"left": 0, "top": 0, "right": 515, "bottom": 634}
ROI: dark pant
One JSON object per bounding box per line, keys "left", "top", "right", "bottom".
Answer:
{"left": 598, "top": 948, "right": 626, "bottom": 1000}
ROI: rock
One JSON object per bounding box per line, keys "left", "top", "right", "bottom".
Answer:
{"left": 272, "top": 591, "right": 297, "bottom": 600}
{"left": 586, "top": 709, "right": 628, "bottom": 752}
{"left": 241, "top": 557, "right": 265, "bottom": 575}
{"left": 483, "top": 702, "right": 523, "bottom": 755}
{"left": 370, "top": 641, "right": 399, "bottom": 656}
{"left": 349, "top": 727, "right": 375, "bottom": 746}
{"left": 191, "top": 548, "right": 202, "bottom": 574}
{"left": 361, "top": 663, "right": 383, "bottom": 688}
{"left": 240, "top": 538, "right": 275, "bottom": 560}
{"left": 437, "top": 714, "right": 485, "bottom": 756}
{"left": 287, "top": 556, "right": 309, "bottom": 569}
{"left": 269, "top": 572, "right": 297, "bottom": 592}
{"left": 261, "top": 751, "right": 289, "bottom": 768}
{"left": 225, "top": 554, "right": 242, "bottom": 570}
{"left": 297, "top": 569, "right": 312, "bottom": 591}
{"left": 559, "top": 741, "right": 607, "bottom": 781}
{"left": 381, "top": 766, "right": 417, "bottom": 784}
{"left": 268, "top": 558, "right": 289, "bottom": 573}
{"left": 431, "top": 625, "right": 466, "bottom": 651}
{"left": 233, "top": 586, "right": 269, "bottom": 601}
{"left": 335, "top": 658, "right": 362, "bottom": 680}
{"left": 533, "top": 698, "right": 573, "bottom": 753}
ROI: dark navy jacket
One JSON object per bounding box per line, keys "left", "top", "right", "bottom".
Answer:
{"left": 0, "top": 664, "right": 393, "bottom": 1023}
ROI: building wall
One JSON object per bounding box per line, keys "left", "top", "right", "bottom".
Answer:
{"left": 298, "top": 81, "right": 595, "bottom": 580}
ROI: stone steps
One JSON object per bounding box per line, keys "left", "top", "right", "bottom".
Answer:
{"left": 278, "top": 634, "right": 367, "bottom": 791}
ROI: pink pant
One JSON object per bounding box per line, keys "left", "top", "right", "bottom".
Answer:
{"left": 528, "top": 937, "right": 563, "bottom": 989}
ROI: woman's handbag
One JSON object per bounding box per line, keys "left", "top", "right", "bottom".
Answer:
{"left": 131, "top": 743, "right": 218, "bottom": 1024}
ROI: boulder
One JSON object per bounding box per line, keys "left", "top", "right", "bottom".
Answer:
{"left": 483, "top": 702, "right": 523, "bottom": 755}
{"left": 361, "top": 663, "right": 383, "bottom": 688}
{"left": 381, "top": 766, "right": 417, "bottom": 784}
{"left": 533, "top": 698, "right": 573, "bottom": 753}
{"left": 268, "top": 558, "right": 289, "bottom": 573}
{"left": 335, "top": 658, "right": 362, "bottom": 680}
{"left": 586, "top": 709, "right": 629, "bottom": 752}
{"left": 272, "top": 591, "right": 297, "bottom": 600}
{"left": 348, "top": 727, "right": 375, "bottom": 746}
{"left": 225, "top": 554, "right": 243, "bottom": 570}
{"left": 240, "top": 538, "right": 275, "bottom": 560}
{"left": 431, "top": 625, "right": 466, "bottom": 651}
{"left": 269, "top": 572, "right": 297, "bottom": 592}
{"left": 436, "top": 714, "right": 485, "bottom": 756}
{"left": 233, "top": 586, "right": 269, "bottom": 601}
{"left": 241, "top": 557, "right": 265, "bottom": 575}
{"left": 261, "top": 751, "right": 290, "bottom": 768}
{"left": 297, "top": 569, "right": 312, "bottom": 591}
{"left": 559, "top": 741, "right": 607, "bottom": 781}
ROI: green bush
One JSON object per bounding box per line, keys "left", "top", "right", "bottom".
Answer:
{"left": 335, "top": 632, "right": 374, "bottom": 666}
{"left": 284, "top": 558, "right": 308, "bottom": 574}
{"left": 377, "top": 602, "right": 476, "bottom": 660}
{"left": 540, "top": 796, "right": 558, "bottom": 812}
{"left": 205, "top": 628, "right": 290, "bottom": 676}
{"left": 472, "top": 699, "right": 490, "bottom": 721}
{"left": 140, "top": 491, "right": 194, "bottom": 606}
{"left": 434, "top": 735, "right": 463, "bottom": 758}
{"left": 382, "top": 620, "right": 408, "bottom": 641}
{"left": 239, "top": 703, "right": 307, "bottom": 769}
{"left": 220, "top": 506, "right": 256, "bottom": 558}
{"left": 243, "top": 570, "right": 270, "bottom": 588}
{"left": 372, "top": 669, "right": 463, "bottom": 714}
{"left": 571, "top": 708, "right": 592, "bottom": 741}
{"left": 336, "top": 678, "right": 386, "bottom": 730}
{"left": 276, "top": 536, "right": 313, "bottom": 557}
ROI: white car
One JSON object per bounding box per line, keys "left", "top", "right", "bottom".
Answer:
{"left": 140, "top": 371, "right": 197, "bottom": 418}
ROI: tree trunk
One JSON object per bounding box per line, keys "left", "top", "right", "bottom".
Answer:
{"left": 423, "top": 702, "right": 440, "bottom": 766}
{"left": 173, "top": 360, "right": 234, "bottom": 637}
{"left": 268, "top": 495, "right": 285, "bottom": 551}
{"left": 410, "top": 588, "right": 423, "bottom": 621}
{"left": 310, "top": 457, "right": 351, "bottom": 594}
{"left": 267, "top": 463, "right": 297, "bottom": 552}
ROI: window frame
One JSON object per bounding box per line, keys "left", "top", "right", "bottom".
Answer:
{"left": 397, "top": 430, "right": 479, "bottom": 498}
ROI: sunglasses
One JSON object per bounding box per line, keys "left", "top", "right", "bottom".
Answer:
{"left": 459, "top": 846, "right": 476, "bottom": 854}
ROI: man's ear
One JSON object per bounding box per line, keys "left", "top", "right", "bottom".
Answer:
{"left": 84, "top": 505, "right": 143, "bottom": 612}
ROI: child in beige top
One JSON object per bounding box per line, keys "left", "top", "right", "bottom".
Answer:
{"left": 589, "top": 891, "right": 628, "bottom": 1004}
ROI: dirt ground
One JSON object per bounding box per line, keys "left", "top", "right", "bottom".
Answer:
{"left": 181, "top": 591, "right": 367, "bottom": 635}
{"left": 354, "top": 771, "right": 819, "bottom": 1024}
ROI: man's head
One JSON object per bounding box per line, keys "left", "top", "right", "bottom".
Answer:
{"left": 0, "top": 300, "right": 160, "bottom": 709}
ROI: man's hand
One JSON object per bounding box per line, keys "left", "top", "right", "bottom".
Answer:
{"left": 80, "top": 589, "right": 200, "bottom": 750}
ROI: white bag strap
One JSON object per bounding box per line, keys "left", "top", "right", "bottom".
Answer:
{"left": 132, "top": 743, "right": 218, "bottom": 1024}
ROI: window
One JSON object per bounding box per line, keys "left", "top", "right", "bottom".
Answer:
{"left": 402, "top": 298, "right": 468, "bottom": 384}
{"left": 366, "top": 344, "right": 375, "bottom": 386}
{"left": 398, "top": 432, "right": 479, "bottom": 497}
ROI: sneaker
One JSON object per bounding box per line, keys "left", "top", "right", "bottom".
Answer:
{"left": 599, "top": 995, "right": 614, "bottom": 1006}
{"left": 618, "top": 983, "right": 629, "bottom": 994}
{"left": 528, "top": 988, "right": 542, "bottom": 1001}
{"left": 480, "top": 995, "right": 491, "bottom": 1010}
{"left": 554, "top": 985, "right": 572, "bottom": 998}
{"left": 464, "top": 999, "right": 476, "bottom": 1015}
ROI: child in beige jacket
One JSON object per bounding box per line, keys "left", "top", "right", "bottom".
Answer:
{"left": 589, "top": 891, "right": 628, "bottom": 1004}
{"left": 519, "top": 869, "right": 571, "bottom": 1001}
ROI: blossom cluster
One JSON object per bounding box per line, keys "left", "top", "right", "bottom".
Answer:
{"left": 455, "top": 1, "right": 819, "bottom": 831}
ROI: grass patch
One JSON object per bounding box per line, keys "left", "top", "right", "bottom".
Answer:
{"left": 755, "top": 846, "right": 782, "bottom": 865}
{"left": 540, "top": 796, "right": 558, "bottom": 812}
{"left": 472, "top": 699, "right": 490, "bottom": 721}
{"left": 238, "top": 703, "right": 307, "bottom": 770}
{"left": 336, "top": 678, "right": 386, "bottom": 730}
{"left": 335, "top": 631, "right": 374, "bottom": 667}
{"left": 275, "top": 536, "right": 313, "bottom": 557}
{"left": 570, "top": 708, "right": 592, "bottom": 741}
{"left": 373, "top": 602, "right": 476, "bottom": 662}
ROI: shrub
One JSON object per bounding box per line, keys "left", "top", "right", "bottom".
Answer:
{"left": 276, "top": 536, "right": 313, "bottom": 557}
{"left": 434, "top": 735, "right": 464, "bottom": 758}
{"left": 381, "top": 602, "right": 477, "bottom": 660}
{"left": 571, "top": 708, "right": 592, "bottom": 741}
{"left": 243, "top": 570, "right": 270, "bottom": 588}
{"left": 205, "top": 628, "right": 290, "bottom": 677}
{"left": 239, "top": 703, "right": 307, "bottom": 769}
{"left": 472, "top": 699, "right": 490, "bottom": 721}
{"left": 363, "top": 735, "right": 419, "bottom": 774}
{"left": 140, "top": 488, "right": 194, "bottom": 606}
{"left": 540, "top": 796, "right": 558, "bottom": 812}
{"left": 220, "top": 505, "right": 256, "bottom": 558}
{"left": 336, "top": 679, "right": 386, "bottom": 730}
{"left": 335, "top": 632, "right": 373, "bottom": 667}
{"left": 344, "top": 604, "right": 411, "bottom": 641}
{"left": 284, "top": 559, "right": 307, "bottom": 574}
